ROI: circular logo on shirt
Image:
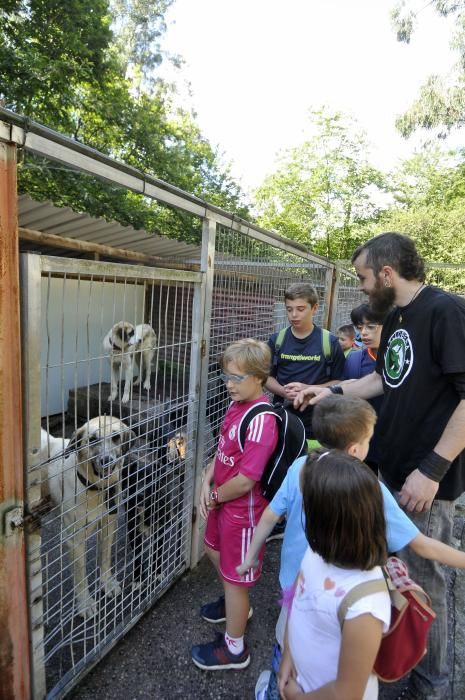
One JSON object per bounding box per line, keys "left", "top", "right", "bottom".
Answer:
{"left": 228, "top": 424, "right": 237, "bottom": 440}
{"left": 383, "top": 329, "right": 413, "bottom": 388}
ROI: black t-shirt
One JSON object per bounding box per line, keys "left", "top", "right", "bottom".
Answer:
{"left": 376, "top": 286, "right": 465, "bottom": 499}
{"left": 268, "top": 325, "right": 345, "bottom": 436}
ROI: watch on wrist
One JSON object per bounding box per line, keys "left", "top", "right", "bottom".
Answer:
{"left": 210, "top": 489, "right": 219, "bottom": 504}
{"left": 329, "top": 385, "right": 343, "bottom": 395}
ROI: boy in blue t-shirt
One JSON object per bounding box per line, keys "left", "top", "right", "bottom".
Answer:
{"left": 238, "top": 395, "right": 465, "bottom": 700}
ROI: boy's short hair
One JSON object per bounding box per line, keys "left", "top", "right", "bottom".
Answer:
{"left": 220, "top": 338, "right": 271, "bottom": 384}
{"left": 302, "top": 449, "right": 387, "bottom": 570}
{"left": 284, "top": 282, "right": 318, "bottom": 307}
{"left": 350, "top": 303, "right": 386, "bottom": 327}
{"left": 312, "top": 395, "right": 376, "bottom": 449}
{"left": 337, "top": 324, "right": 355, "bottom": 340}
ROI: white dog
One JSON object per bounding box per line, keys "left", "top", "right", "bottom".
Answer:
{"left": 40, "top": 416, "right": 134, "bottom": 619}
{"left": 129, "top": 324, "right": 158, "bottom": 394}
{"left": 103, "top": 322, "right": 157, "bottom": 403}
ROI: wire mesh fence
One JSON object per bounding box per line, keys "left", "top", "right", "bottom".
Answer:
{"left": 203, "top": 224, "right": 333, "bottom": 462}
{"left": 22, "top": 234, "right": 364, "bottom": 699}
{"left": 23, "top": 255, "right": 201, "bottom": 698}
{"left": 328, "top": 263, "right": 365, "bottom": 332}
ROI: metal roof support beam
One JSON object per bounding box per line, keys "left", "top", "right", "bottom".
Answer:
{"left": 0, "top": 109, "right": 333, "bottom": 268}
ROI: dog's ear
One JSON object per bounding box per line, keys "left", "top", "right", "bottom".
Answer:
{"left": 65, "top": 426, "right": 86, "bottom": 455}
{"left": 121, "top": 428, "right": 137, "bottom": 455}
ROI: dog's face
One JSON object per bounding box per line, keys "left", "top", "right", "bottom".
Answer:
{"left": 67, "top": 417, "right": 135, "bottom": 483}
{"left": 167, "top": 432, "right": 187, "bottom": 463}
{"left": 110, "top": 322, "right": 135, "bottom": 351}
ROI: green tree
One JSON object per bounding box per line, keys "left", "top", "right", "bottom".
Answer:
{"left": 391, "top": 1, "right": 465, "bottom": 135}
{"left": 254, "top": 109, "right": 386, "bottom": 259}
{"left": 0, "top": 0, "right": 112, "bottom": 133}
{"left": 353, "top": 145, "right": 465, "bottom": 289}
{"left": 0, "top": 0, "right": 249, "bottom": 241}
{"left": 110, "top": 0, "right": 180, "bottom": 92}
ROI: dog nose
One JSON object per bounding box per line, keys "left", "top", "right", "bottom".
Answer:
{"left": 99, "top": 455, "right": 113, "bottom": 467}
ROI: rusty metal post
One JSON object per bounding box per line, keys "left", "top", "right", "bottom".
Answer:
{"left": 0, "top": 141, "right": 31, "bottom": 699}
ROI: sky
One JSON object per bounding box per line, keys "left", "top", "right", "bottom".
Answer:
{"left": 159, "top": 0, "right": 458, "bottom": 194}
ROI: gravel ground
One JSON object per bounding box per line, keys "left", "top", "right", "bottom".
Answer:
{"left": 70, "top": 506, "right": 465, "bottom": 700}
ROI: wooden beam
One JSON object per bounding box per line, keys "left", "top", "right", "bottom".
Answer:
{"left": 19, "top": 226, "right": 164, "bottom": 266}
{"left": 0, "top": 142, "right": 31, "bottom": 699}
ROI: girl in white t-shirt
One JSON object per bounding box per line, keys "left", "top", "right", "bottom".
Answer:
{"left": 279, "top": 450, "right": 391, "bottom": 700}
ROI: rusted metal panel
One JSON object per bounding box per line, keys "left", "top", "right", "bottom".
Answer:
{"left": 0, "top": 141, "right": 31, "bottom": 698}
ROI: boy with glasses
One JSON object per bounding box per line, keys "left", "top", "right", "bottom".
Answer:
{"left": 191, "top": 338, "right": 279, "bottom": 671}
{"left": 342, "top": 304, "right": 388, "bottom": 473}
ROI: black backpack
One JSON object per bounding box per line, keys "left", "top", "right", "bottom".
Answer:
{"left": 237, "top": 402, "right": 307, "bottom": 501}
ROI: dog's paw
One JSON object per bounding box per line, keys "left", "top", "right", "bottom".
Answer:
{"left": 143, "top": 381, "right": 151, "bottom": 391}
{"left": 77, "top": 594, "right": 98, "bottom": 619}
{"left": 102, "top": 576, "right": 122, "bottom": 598}
{"left": 133, "top": 377, "right": 140, "bottom": 386}
{"left": 121, "top": 393, "right": 130, "bottom": 404}
{"left": 108, "top": 392, "right": 117, "bottom": 402}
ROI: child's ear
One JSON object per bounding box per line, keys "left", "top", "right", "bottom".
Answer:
{"left": 346, "top": 443, "right": 358, "bottom": 457}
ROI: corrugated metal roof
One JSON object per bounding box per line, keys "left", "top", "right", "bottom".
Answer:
{"left": 18, "top": 194, "right": 201, "bottom": 263}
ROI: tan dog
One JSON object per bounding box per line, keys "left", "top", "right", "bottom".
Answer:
{"left": 41, "top": 417, "right": 134, "bottom": 619}
{"left": 129, "top": 323, "right": 158, "bottom": 394}
{"left": 102, "top": 322, "right": 136, "bottom": 403}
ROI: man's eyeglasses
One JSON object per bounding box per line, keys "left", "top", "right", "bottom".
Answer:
{"left": 356, "top": 323, "right": 380, "bottom": 332}
{"left": 220, "top": 372, "right": 250, "bottom": 384}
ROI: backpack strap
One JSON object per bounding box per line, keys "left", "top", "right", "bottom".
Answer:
{"left": 238, "top": 402, "right": 279, "bottom": 452}
{"left": 275, "top": 326, "right": 289, "bottom": 353}
{"left": 355, "top": 347, "right": 364, "bottom": 378}
{"left": 321, "top": 327, "right": 333, "bottom": 378}
{"left": 272, "top": 327, "right": 289, "bottom": 371}
{"left": 337, "top": 579, "right": 388, "bottom": 629}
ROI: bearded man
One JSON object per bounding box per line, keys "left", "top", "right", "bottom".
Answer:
{"left": 295, "top": 232, "right": 465, "bottom": 700}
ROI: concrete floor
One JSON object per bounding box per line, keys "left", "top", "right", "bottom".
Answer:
{"left": 70, "top": 504, "right": 465, "bottom": 700}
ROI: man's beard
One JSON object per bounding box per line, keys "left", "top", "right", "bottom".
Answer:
{"left": 368, "top": 278, "right": 396, "bottom": 314}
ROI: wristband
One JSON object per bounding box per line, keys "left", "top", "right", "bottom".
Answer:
{"left": 209, "top": 489, "right": 219, "bottom": 504}
{"left": 329, "top": 385, "right": 343, "bottom": 395}
{"left": 418, "top": 451, "right": 451, "bottom": 482}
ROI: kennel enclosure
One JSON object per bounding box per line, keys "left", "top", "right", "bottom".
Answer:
{"left": 0, "top": 108, "right": 365, "bottom": 700}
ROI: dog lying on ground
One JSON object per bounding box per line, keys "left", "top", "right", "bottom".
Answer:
{"left": 40, "top": 416, "right": 134, "bottom": 619}
{"left": 103, "top": 322, "right": 157, "bottom": 403}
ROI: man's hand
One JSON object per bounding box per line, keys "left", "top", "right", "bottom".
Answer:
{"left": 293, "top": 385, "right": 332, "bottom": 411}
{"left": 398, "top": 469, "right": 439, "bottom": 513}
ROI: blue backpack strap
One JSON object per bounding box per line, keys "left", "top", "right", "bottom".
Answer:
{"left": 345, "top": 347, "right": 363, "bottom": 379}
{"left": 355, "top": 348, "right": 364, "bottom": 378}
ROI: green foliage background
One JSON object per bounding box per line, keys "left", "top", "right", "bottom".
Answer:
{"left": 0, "top": 0, "right": 464, "bottom": 287}
{"left": 0, "top": 0, "right": 249, "bottom": 242}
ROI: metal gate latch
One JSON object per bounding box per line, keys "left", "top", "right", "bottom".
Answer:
{"left": 3, "top": 506, "right": 24, "bottom": 536}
